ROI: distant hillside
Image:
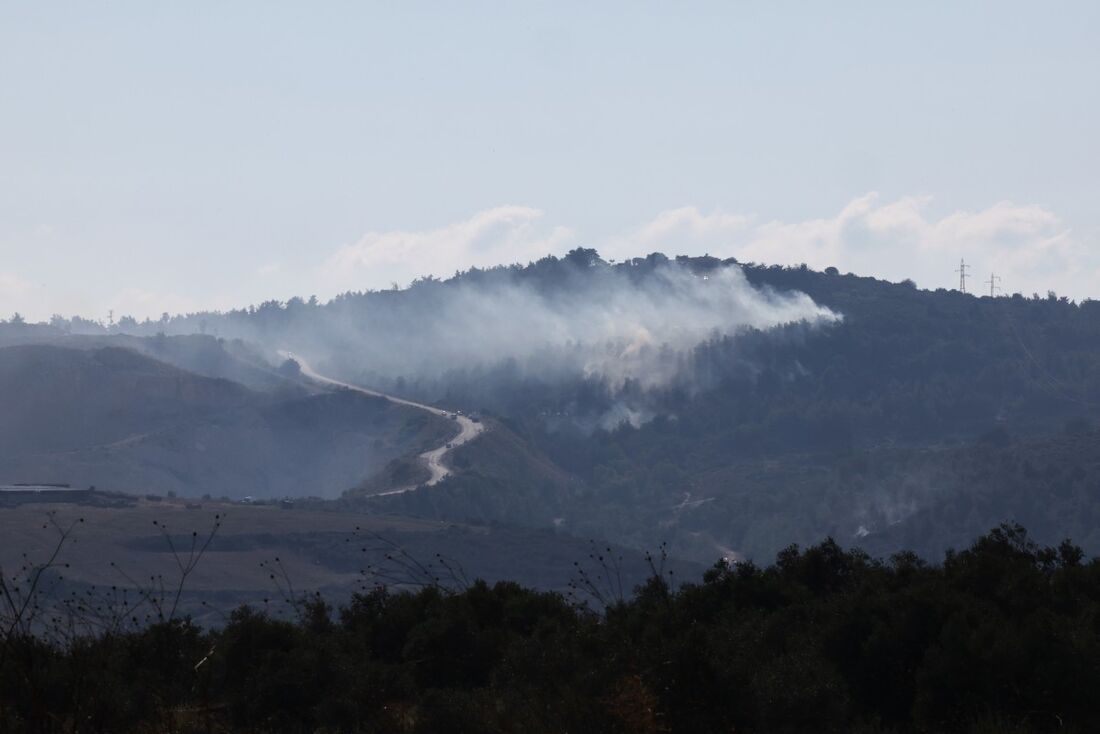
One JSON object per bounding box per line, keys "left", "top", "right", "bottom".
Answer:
{"left": 287, "top": 255, "right": 1096, "bottom": 563}
{"left": 857, "top": 425, "right": 1100, "bottom": 558}
{"left": 340, "top": 254, "right": 1100, "bottom": 562}
{"left": 0, "top": 326, "right": 303, "bottom": 394}
{"left": 0, "top": 344, "right": 252, "bottom": 454}
{"left": 11, "top": 252, "right": 1100, "bottom": 562}
{"left": 0, "top": 344, "right": 449, "bottom": 499}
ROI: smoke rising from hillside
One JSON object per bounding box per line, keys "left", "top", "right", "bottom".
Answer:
{"left": 72, "top": 256, "right": 839, "bottom": 413}
{"left": 283, "top": 260, "right": 839, "bottom": 392}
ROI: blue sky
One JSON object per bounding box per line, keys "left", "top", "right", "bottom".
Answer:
{"left": 2, "top": 1, "right": 1098, "bottom": 320}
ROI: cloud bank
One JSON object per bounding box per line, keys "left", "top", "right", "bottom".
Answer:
{"left": 604, "top": 194, "right": 1092, "bottom": 299}
{"left": 9, "top": 194, "right": 1094, "bottom": 324}
{"left": 312, "top": 194, "right": 1094, "bottom": 311}
{"left": 322, "top": 206, "right": 574, "bottom": 293}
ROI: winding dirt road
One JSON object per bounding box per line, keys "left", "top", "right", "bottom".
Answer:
{"left": 278, "top": 351, "right": 485, "bottom": 494}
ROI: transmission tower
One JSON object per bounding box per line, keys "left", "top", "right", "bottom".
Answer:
{"left": 985, "top": 273, "right": 1001, "bottom": 298}
{"left": 956, "top": 258, "right": 970, "bottom": 293}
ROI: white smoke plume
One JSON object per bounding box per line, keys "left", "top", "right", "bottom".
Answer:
{"left": 290, "top": 258, "right": 839, "bottom": 392}
{"left": 97, "top": 255, "right": 840, "bottom": 422}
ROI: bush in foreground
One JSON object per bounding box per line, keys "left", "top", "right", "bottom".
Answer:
{"left": 2, "top": 523, "right": 1099, "bottom": 733}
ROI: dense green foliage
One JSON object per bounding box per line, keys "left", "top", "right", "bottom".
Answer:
{"left": 4, "top": 525, "right": 1099, "bottom": 733}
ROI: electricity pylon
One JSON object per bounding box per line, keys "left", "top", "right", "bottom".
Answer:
{"left": 956, "top": 258, "right": 970, "bottom": 293}
{"left": 985, "top": 273, "right": 1001, "bottom": 298}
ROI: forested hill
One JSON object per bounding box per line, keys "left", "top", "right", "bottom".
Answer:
{"left": 359, "top": 253, "right": 1100, "bottom": 563}
{"left": 544, "top": 257, "right": 1100, "bottom": 462}
{"left": 396, "top": 253, "right": 1100, "bottom": 445}
{"left": 49, "top": 249, "right": 1100, "bottom": 448}
{"left": 739, "top": 260, "right": 1100, "bottom": 442}
{"left": 27, "top": 251, "right": 1100, "bottom": 561}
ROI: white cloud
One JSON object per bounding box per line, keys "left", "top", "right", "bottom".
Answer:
{"left": 321, "top": 206, "right": 575, "bottom": 292}
{"left": 312, "top": 196, "right": 1095, "bottom": 305}
{"left": 633, "top": 206, "right": 750, "bottom": 247}
{"left": 601, "top": 206, "right": 750, "bottom": 262}
{"left": 20, "top": 196, "right": 1078, "bottom": 324}
{"left": 620, "top": 194, "right": 1092, "bottom": 299}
